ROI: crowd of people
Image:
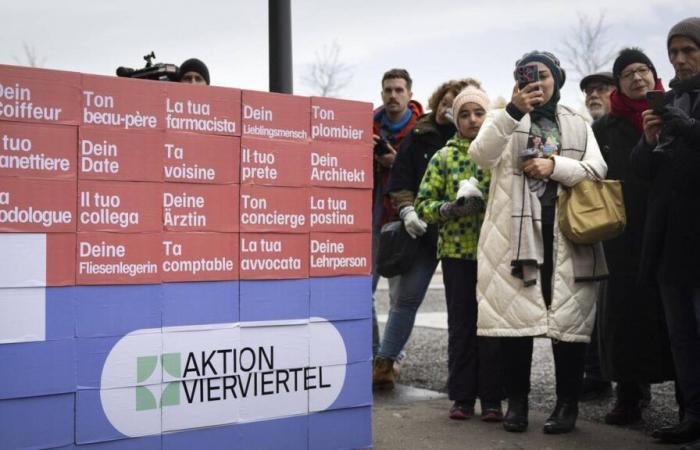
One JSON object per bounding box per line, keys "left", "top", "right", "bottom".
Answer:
{"left": 370, "top": 16, "right": 700, "bottom": 449}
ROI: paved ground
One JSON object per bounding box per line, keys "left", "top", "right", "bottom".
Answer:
{"left": 373, "top": 386, "right": 661, "bottom": 450}
{"left": 372, "top": 282, "right": 680, "bottom": 449}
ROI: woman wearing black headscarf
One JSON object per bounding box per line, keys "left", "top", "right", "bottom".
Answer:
{"left": 469, "top": 51, "right": 608, "bottom": 435}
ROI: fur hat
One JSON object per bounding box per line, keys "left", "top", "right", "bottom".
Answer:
{"left": 452, "top": 86, "right": 490, "bottom": 122}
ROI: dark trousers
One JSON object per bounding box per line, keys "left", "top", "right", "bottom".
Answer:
{"left": 442, "top": 258, "right": 503, "bottom": 404}
{"left": 501, "top": 337, "right": 587, "bottom": 401}
{"left": 584, "top": 283, "right": 606, "bottom": 383}
{"left": 501, "top": 223, "right": 586, "bottom": 402}
{"left": 658, "top": 281, "right": 700, "bottom": 423}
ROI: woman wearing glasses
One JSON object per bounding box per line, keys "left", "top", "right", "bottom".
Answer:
{"left": 593, "top": 48, "right": 676, "bottom": 426}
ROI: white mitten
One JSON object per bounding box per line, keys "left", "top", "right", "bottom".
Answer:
{"left": 399, "top": 206, "right": 427, "bottom": 239}
{"left": 456, "top": 177, "right": 483, "bottom": 201}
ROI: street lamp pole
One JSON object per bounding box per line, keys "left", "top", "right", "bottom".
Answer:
{"left": 268, "top": 0, "right": 293, "bottom": 94}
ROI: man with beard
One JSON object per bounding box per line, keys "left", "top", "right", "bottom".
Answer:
{"left": 370, "top": 69, "right": 423, "bottom": 356}
{"left": 632, "top": 17, "right": 700, "bottom": 449}
{"left": 580, "top": 72, "right": 615, "bottom": 121}
{"left": 579, "top": 71, "right": 616, "bottom": 402}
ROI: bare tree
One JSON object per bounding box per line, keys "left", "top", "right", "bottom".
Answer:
{"left": 303, "top": 40, "right": 353, "bottom": 97}
{"left": 13, "top": 43, "right": 47, "bottom": 68}
{"left": 560, "top": 11, "right": 616, "bottom": 79}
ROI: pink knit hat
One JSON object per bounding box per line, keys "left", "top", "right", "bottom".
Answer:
{"left": 452, "top": 86, "right": 490, "bottom": 122}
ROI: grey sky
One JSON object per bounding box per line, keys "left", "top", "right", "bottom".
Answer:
{"left": 1, "top": 1, "right": 696, "bottom": 111}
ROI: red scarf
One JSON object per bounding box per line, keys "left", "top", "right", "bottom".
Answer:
{"left": 609, "top": 79, "right": 664, "bottom": 134}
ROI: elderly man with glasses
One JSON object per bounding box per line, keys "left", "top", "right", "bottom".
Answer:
{"left": 580, "top": 72, "right": 616, "bottom": 121}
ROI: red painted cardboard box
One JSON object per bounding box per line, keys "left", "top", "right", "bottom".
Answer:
{"left": 78, "top": 180, "right": 162, "bottom": 232}
{"left": 0, "top": 122, "right": 77, "bottom": 180}
{"left": 0, "top": 233, "right": 76, "bottom": 287}
{"left": 240, "top": 137, "right": 309, "bottom": 187}
{"left": 163, "top": 83, "right": 241, "bottom": 136}
{"left": 161, "top": 232, "right": 239, "bottom": 282}
{"left": 239, "top": 185, "right": 309, "bottom": 233}
{"left": 163, "top": 183, "right": 239, "bottom": 232}
{"left": 79, "top": 127, "right": 163, "bottom": 182}
{"left": 310, "top": 97, "right": 372, "bottom": 144}
{"left": 47, "top": 234, "right": 77, "bottom": 286}
{"left": 242, "top": 90, "right": 310, "bottom": 141}
{"left": 81, "top": 74, "right": 165, "bottom": 131}
{"left": 309, "top": 187, "right": 371, "bottom": 232}
{"left": 0, "top": 178, "right": 76, "bottom": 232}
{"left": 308, "top": 141, "right": 372, "bottom": 189}
{"left": 76, "top": 232, "right": 161, "bottom": 285}
{"left": 0, "top": 64, "right": 81, "bottom": 125}
{"left": 163, "top": 131, "right": 239, "bottom": 184}
{"left": 239, "top": 233, "right": 309, "bottom": 280}
{"left": 310, "top": 232, "right": 372, "bottom": 277}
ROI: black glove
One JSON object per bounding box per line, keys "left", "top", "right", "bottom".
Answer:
{"left": 662, "top": 106, "right": 696, "bottom": 137}
{"left": 439, "top": 197, "right": 484, "bottom": 219}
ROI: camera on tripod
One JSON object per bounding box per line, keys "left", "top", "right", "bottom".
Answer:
{"left": 116, "top": 51, "right": 179, "bottom": 81}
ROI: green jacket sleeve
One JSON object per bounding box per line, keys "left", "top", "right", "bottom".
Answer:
{"left": 414, "top": 152, "right": 446, "bottom": 224}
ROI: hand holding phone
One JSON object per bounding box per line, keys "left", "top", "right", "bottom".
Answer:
{"left": 516, "top": 64, "right": 540, "bottom": 90}
{"left": 373, "top": 137, "right": 390, "bottom": 156}
{"left": 646, "top": 90, "right": 665, "bottom": 112}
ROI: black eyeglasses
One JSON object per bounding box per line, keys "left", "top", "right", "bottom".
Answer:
{"left": 620, "top": 66, "right": 651, "bottom": 81}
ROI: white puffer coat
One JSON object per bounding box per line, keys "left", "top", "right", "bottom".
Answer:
{"left": 468, "top": 106, "right": 607, "bottom": 343}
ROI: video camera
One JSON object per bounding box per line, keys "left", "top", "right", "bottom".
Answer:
{"left": 116, "top": 51, "right": 179, "bottom": 81}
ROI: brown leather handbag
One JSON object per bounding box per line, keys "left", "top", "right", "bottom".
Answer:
{"left": 558, "top": 168, "right": 626, "bottom": 245}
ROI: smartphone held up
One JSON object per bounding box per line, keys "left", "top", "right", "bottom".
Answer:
{"left": 646, "top": 90, "right": 665, "bottom": 112}
{"left": 516, "top": 64, "right": 540, "bottom": 90}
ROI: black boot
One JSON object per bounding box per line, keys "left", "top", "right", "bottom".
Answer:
{"left": 652, "top": 420, "right": 700, "bottom": 444}
{"left": 503, "top": 396, "right": 528, "bottom": 432}
{"left": 681, "top": 438, "right": 700, "bottom": 450}
{"left": 543, "top": 401, "right": 579, "bottom": 434}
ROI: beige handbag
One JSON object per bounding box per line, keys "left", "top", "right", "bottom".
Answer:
{"left": 558, "top": 168, "right": 626, "bottom": 245}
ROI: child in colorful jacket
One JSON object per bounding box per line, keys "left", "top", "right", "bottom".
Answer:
{"left": 415, "top": 85, "right": 502, "bottom": 422}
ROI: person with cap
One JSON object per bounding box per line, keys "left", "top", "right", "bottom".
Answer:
{"left": 372, "top": 78, "right": 478, "bottom": 392}
{"left": 631, "top": 17, "right": 700, "bottom": 449}
{"left": 578, "top": 72, "right": 615, "bottom": 402}
{"left": 415, "top": 84, "right": 502, "bottom": 422}
{"left": 593, "top": 48, "right": 675, "bottom": 427}
{"left": 178, "top": 58, "right": 210, "bottom": 85}
{"left": 580, "top": 71, "right": 616, "bottom": 121}
{"left": 468, "top": 51, "right": 608, "bottom": 435}
{"left": 577, "top": 71, "right": 616, "bottom": 408}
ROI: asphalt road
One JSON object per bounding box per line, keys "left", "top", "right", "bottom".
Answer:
{"left": 373, "top": 285, "right": 679, "bottom": 438}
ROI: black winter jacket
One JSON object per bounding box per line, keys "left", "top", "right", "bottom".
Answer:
{"left": 593, "top": 113, "right": 674, "bottom": 383}
{"left": 386, "top": 112, "right": 455, "bottom": 208}
{"left": 386, "top": 112, "right": 455, "bottom": 251}
{"left": 630, "top": 84, "right": 700, "bottom": 286}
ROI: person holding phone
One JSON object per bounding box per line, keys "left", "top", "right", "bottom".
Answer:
{"left": 591, "top": 48, "right": 675, "bottom": 427}
{"left": 631, "top": 17, "right": 700, "bottom": 448}
{"left": 468, "top": 51, "right": 608, "bottom": 435}
{"left": 370, "top": 69, "right": 424, "bottom": 359}
{"left": 415, "top": 85, "right": 501, "bottom": 421}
